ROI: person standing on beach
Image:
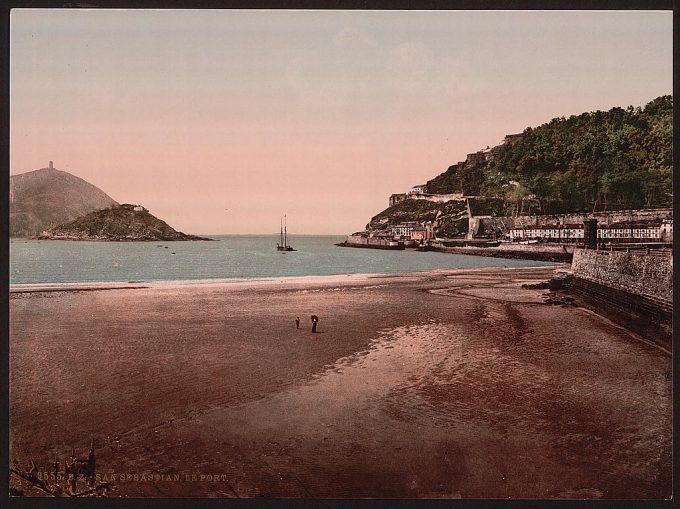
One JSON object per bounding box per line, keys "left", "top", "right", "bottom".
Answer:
{"left": 311, "top": 315, "right": 319, "bottom": 333}
{"left": 295, "top": 317, "right": 300, "bottom": 329}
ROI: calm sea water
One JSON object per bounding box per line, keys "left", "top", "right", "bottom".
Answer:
{"left": 10, "top": 235, "right": 554, "bottom": 284}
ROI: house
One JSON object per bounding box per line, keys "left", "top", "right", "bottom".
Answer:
{"left": 410, "top": 226, "right": 428, "bottom": 242}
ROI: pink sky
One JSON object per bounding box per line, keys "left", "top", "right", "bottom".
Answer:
{"left": 10, "top": 10, "right": 672, "bottom": 234}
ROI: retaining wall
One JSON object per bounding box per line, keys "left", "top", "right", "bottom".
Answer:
{"left": 571, "top": 248, "right": 672, "bottom": 303}
{"left": 479, "top": 208, "right": 672, "bottom": 235}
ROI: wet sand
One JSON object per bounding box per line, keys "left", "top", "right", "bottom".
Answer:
{"left": 9, "top": 267, "right": 671, "bottom": 498}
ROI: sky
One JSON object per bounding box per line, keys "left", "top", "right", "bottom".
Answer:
{"left": 10, "top": 9, "right": 673, "bottom": 235}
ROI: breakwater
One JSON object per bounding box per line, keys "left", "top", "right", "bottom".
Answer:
{"left": 335, "top": 241, "right": 405, "bottom": 250}
{"left": 432, "top": 243, "right": 573, "bottom": 262}
{"left": 338, "top": 235, "right": 405, "bottom": 250}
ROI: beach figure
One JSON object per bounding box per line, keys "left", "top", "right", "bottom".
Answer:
{"left": 295, "top": 317, "right": 300, "bottom": 329}
{"left": 311, "top": 314, "right": 319, "bottom": 333}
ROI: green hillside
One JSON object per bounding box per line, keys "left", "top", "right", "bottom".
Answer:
{"left": 425, "top": 95, "right": 672, "bottom": 215}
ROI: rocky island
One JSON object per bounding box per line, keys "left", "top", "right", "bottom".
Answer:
{"left": 38, "top": 203, "right": 213, "bottom": 241}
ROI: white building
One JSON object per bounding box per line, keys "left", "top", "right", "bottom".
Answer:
{"left": 391, "top": 222, "right": 422, "bottom": 238}
{"left": 597, "top": 221, "right": 663, "bottom": 241}
{"left": 509, "top": 220, "right": 670, "bottom": 243}
{"left": 660, "top": 219, "right": 673, "bottom": 241}
{"left": 509, "top": 224, "right": 584, "bottom": 242}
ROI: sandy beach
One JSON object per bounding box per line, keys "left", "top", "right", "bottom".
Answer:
{"left": 9, "top": 266, "right": 671, "bottom": 499}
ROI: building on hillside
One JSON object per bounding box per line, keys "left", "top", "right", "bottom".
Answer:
{"left": 409, "top": 185, "right": 426, "bottom": 195}
{"left": 503, "top": 133, "right": 524, "bottom": 146}
{"left": 466, "top": 151, "right": 485, "bottom": 165}
{"left": 391, "top": 222, "right": 422, "bottom": 239}
{"left": 597, "top": 220, "right": 663, "bottom": 241}
{"left": 481, "top": 146, "right": 494, "bottom": 162}
{"left": 389, "top": 193, "right": 408, "bottom": 207}
{"left": 410, "top": 226, "right": 428, "bottom": 242}
{"left": 660, "top": 219, "right": 673, "bottom": 241}
{"left": 509, "top": 224, "right": 584, "bottom": 242}
{"left": 424, "top": 221, "right": 436, "bottom": 241}
{"left": 508, "top": 219, "right": 671, "bottom": 243}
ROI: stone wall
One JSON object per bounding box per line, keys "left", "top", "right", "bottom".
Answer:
{"left": 479, "top": 208, "right": 672, "bottom": 235}
{"left": 389, "top": 194, "right": 408, "bottom": 207}
{"left": 571, "top": 248, "right": 672, "bottom": 303}
{"left": 569, "top": 277, "right": 672, "bottom": 348}
{"left": 434, "top": 243, "right": 572, "bottom": 262}
{"left": 390, "top": 193, "right": 466, "bottom": 208}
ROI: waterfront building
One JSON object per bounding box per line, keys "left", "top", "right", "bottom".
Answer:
{"left": 660, "top": 219, "right": 673, "bottom": 241}
{"left": 509, "top": 224, "right": 584, "bottom": 242}
{"left": 509, "top": 219, "right": 671, "bottom": 243}
{"left": 597, "top": 220, "right": 663, "bottom": 241}
{"left": 391, "top": 222, "right": 422, "bottom": 239}
{"left": 410, "top": 226, "right": 428, "bottom": 241}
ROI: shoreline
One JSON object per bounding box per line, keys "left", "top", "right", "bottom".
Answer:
{"left": 9, "top": 265, "right": 564, "bottom": 293}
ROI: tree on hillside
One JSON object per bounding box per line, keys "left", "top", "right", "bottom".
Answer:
{"left": 424, "top": 95, "right": 672, "bottom": 213}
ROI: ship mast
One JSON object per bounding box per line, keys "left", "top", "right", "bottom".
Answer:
{"left": 280, "top": 216, "right": 284, "bottom": 247}
{"left": 284, "top": 214, "right": 288, "bottom": 248}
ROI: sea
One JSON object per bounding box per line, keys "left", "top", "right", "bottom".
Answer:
{"left": 9, "top": 235, "right": 555, "bottom": 285}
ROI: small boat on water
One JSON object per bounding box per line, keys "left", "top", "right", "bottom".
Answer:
{"left": 277, "top": 215, "right": 296, "bottom": 252}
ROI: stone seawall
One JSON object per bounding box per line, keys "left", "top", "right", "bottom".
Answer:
{"left": 571, "top": 248, "right": 672, "bottom": 303}
{"left": 338, "top": 237, "right": 405, "bottom": 250}
{"left": 568, "top": 277, "right": 672, "bottom": 348}
{"left": 435, "top": 243, "right": 572, "bottom": 262}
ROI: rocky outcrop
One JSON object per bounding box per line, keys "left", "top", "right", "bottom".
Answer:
{"left": 38, "top": 204, "right": 212, "bottom": 241}
{"left": 10, "top": 167, "right": 119, "bottom": 237}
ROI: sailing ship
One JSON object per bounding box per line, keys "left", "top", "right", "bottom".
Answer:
{"left": 277, "top": 215, "right": 296, "bottom": 252}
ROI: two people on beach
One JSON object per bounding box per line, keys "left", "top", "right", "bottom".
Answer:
{"left": 296, "top": 315, "right": 319, "bottom": 332}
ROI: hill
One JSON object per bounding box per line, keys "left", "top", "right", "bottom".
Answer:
{"left": 39, "top": 204, "right": 212, "bottom": 241}
{"left": 367, "top": 200, "right": 469, "bottom": 238}
{"left": 425, "top": 95, "right": 672, "bottom": 215}
{"left": 366, "top": 95, "right": 672, "bottom": 237}
{"left": 10, "top": 166, "right": 119, "bottom": 237}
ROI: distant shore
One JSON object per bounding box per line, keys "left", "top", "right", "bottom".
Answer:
{"left": 10, "top": 266, "right": 670, "bottom": 498}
